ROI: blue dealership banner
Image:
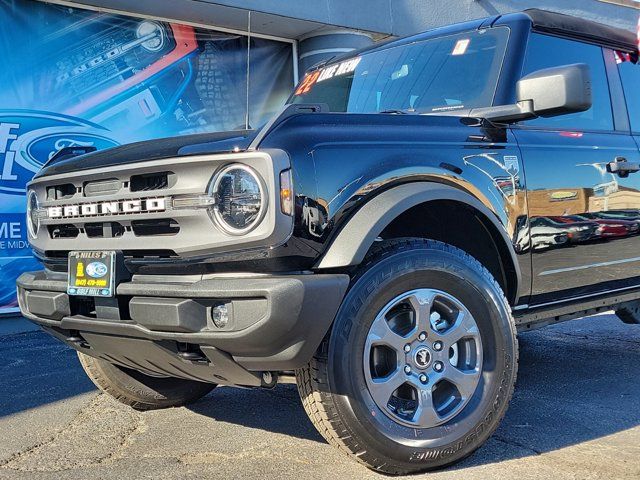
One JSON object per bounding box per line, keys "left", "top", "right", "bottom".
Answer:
{"left": 0, "top": 214, "right": 40, "bottom": 311}
{"left": 0, "top": 111, "right": 119, "bottom": 312}
{"left": 0, "top": 1, "right": 294, "bottom": 313}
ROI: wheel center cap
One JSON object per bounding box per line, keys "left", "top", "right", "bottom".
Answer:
{"left": 413, "top": 346, "right": 431, "bottom": 369}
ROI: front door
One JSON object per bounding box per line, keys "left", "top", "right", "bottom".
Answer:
{"left": 514, "top": 34, "right": 640, "bottom": 305}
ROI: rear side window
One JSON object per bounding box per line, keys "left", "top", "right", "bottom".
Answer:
{"left": 521, "top": 33, "right": 613, "bottom": 131}
{"left": 618, "top": 60, "right": 640, "bottom": 132}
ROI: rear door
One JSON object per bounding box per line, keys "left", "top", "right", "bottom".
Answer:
{"left": 513, "top": 34, "right": 640, "bottom": 305}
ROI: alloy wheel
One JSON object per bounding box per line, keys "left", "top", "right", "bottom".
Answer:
{"left": 363, "top": 289, "right": 483, "bottom": 428}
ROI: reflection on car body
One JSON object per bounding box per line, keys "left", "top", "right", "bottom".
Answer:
{"left": 527, "top": 209, "right": 640, "bottom": 253}
{"left": 545, "top": 216, "right": 600, "bottom": 243}
{"left": 527, "top": 217, "right": 570, "bottom": 251}
{"left": 571, "top": 213, "right": 638, "bottom": 237}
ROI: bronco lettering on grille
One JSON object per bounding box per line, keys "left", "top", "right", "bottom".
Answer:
{"left": 47, "top": 198, "right": 166, "bottom": 219}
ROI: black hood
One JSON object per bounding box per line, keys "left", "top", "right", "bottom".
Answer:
{"left": 35, "top": 129, "right": 257, "bottom": 178}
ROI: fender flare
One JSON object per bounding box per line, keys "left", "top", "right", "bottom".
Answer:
{"left": 315, "top": 182, "right": 521, "bottom": 297}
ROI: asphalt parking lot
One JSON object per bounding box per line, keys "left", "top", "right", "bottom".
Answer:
{"left": 0, "top": 313, "right": 639, "bottom": 480}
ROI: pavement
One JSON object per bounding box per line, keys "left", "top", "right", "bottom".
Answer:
{"left": 0, "top": 313, "right": 639, "bottom": 479}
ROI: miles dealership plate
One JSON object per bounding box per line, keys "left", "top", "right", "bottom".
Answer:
{"left": 67, "top": 251, "right": 116, "bottom": 297}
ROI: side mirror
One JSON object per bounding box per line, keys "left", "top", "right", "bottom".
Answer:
{"left": 469, "top": 63, "right": 592, "bottom": 123}
{"left": 517, "top": 63, "right": 592, "bottom": 117}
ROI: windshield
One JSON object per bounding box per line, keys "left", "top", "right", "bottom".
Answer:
{"left": 290, "top": 28, "right": 509, "bottom": 114}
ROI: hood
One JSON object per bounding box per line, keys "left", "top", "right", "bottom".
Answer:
{"left": 34, "top": 129, "right": 257, "bottom": 178}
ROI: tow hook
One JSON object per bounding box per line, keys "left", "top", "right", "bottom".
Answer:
{"left": 261, "top": 371, "right": 278, "bottom": 389}
{"left": 177, "top": 351, "right": 209, "bottom": 363}
{"left": 66, "top": 335, "right": 90, "bottom": 349}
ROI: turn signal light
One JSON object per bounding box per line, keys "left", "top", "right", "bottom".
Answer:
{"left": 280, "top": 169, "right": 293, "bottom": 216}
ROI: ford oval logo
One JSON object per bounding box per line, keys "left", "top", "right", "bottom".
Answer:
{"left": 86, "top": 262, "right": 108, "bottom": 279}
{"left": 0, "top": 110, "right": 119, "bottom": 195}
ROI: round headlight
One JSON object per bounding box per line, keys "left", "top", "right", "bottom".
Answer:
{"left": 136, "top": 21, "right": 165, "bottom": 52}
{"left": 210, "top": 165, "right": 266, "bottom": 235}
{"left": 26, "top": 190, "right": 39, "bottom": 238}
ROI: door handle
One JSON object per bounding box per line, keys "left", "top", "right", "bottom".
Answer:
{"left": 606, "top": 156, "right": 640, "bottom": 178}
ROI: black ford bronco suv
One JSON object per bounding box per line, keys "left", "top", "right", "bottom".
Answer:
{"left": 17, "top": 9, "right": 640, "bottom": 474}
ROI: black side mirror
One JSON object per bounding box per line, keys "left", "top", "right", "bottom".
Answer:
{"left": 517, "top": 63, "right": 592, "bottom": 117}
{"left": 469, "top": 63, "right": 592, "bottom": 123}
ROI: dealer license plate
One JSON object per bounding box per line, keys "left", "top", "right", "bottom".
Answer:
{"left": 67, "top": 251, "right": 116, "bottom": 297}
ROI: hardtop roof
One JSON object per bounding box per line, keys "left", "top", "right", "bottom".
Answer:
{"left": 311, "top": 9, "right": 637, "bottom": 72}
{"left": 523, "top": 8, "right": 637, "bottom": 53}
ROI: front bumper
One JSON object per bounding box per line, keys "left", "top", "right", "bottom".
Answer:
{"left": 17, "top": 270, "right": 349, "bottom": 387}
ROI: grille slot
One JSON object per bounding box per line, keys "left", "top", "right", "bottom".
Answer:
{"left": 48, "top": 224, "right": 80, "bottom": 239}
{"left": 130, "top": 172, "right": 172, "bottom": 192}
{"left": 85, "top": 222, "right": 126, "bottom": 238}
{"left": 131, "top": 219, "right": 180, "bottom": 236}
{"left": 84, "top": 178, "right": 122, "bottom": 197}
{"left": 47, "top": 184, "right": 77, "bottom": 200}
{"left": 69, "top": 297, "right": 96, "bottom": 318}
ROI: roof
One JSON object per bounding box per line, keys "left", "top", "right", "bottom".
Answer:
{"left": 310, "top": 9, "right": 638, "bottom": 73}
{"left": 524, "top": 9, "right": 637, "bottom": 53}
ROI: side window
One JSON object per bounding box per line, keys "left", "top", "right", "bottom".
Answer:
{"left": 521, "top": 34, "right": 613, "bottom": 131}
{"left": 618, "top": 60, "right": 640, "bottom": 132}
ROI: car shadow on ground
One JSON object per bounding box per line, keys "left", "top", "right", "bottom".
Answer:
{"left": 187, "top": 315, "right": 640, "bottom": 467}
{"left": 188, "top": 381, "right": 323, "bottom": 443}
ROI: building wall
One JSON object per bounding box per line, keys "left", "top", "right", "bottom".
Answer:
{"left": 61, "top": 0, "right": 640, "bottom": 74}
{"left": 72, "top": 0, "right": 640, "bottom": 36}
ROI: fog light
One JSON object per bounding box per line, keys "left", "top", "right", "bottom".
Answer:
{"left": 211, "top": 304, "right": 229, "bottom": 328}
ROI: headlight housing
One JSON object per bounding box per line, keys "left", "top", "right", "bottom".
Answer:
{"left": 209, "top": 164, "right": 266, "bottom": 235}
{"left": 26, "top": 190, "right": 40, "bottom": 238}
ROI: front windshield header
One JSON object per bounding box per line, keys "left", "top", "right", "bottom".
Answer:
{"left": 290, "top": 27, "right": 510, "bottom": 115}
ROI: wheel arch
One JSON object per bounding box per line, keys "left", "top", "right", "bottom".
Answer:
{"left": 314, "top": 182, "right": 522, "bottom": 305}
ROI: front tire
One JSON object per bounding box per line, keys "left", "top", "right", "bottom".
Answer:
{"left": 78, "top": 352, "right": 216, "bottom": 410}
{"left": 297, "top": 239, "right": 518, "bottom": 474}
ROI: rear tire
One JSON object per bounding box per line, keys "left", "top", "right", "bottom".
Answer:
{"left": 78, "top": 352, "right": 216, "bottom": 411}
{"left": 297, "top": 239, "right": 518, "bottom": 474}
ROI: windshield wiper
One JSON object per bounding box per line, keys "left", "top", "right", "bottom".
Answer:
{"left": 378, "top": 109, "right": 419, "bottom": 115}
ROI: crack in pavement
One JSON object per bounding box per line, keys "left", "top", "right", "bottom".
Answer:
{"left": 0, "top": 394, "right": 145, "bottom": 473}
{"left": 491, "top": 435, "right": 543, "bottom": 456}
{"left": 178, "top": 448, "right": 313, "bottom": 466}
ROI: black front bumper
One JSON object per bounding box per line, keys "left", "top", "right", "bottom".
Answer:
{"left": 17, "top": 270, "right": 349, "bottom": 387}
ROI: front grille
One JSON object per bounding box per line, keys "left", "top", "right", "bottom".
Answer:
{"left": 48, "top": 220, "right": 179, "bottom": 239}
{"left": 29, "top": 150, "right": 282, "bottom": 272}
{"left": 40, "top": 249, "right": 178, "bottom": 273}
{"left": 43, "top": 171, "right": 173, "bottom": 201}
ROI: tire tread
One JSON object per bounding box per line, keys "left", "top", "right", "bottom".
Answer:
{"left": 296, "top": 238, "right": 518, "bottom": 474}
